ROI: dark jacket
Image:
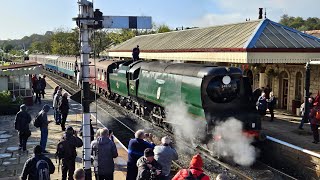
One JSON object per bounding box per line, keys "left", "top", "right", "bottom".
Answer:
{"left": 40, "top": 78, "right": 46, "bottom": 90}
{"left": 136, "top": 156, "right": 162, "bottom": 180}
{"left": 257, "top": 96, "right": 267, "bottom": 111}
{"left": 128, "top": 138, "right": 155, "bottom": 165}
{"left": 91, "top": 136, "right": 118, "bottom": 175}
{"left": 61, "top": 132, "right": 83, "bottom": 159}
{"left": 15, "top": 110, "right": 31, "bottom": 132}
{"left": 39, "top": 105, "right": 50, "bottom": 129}
{"left": 267, "top": 96, "right": 276, "bottom": 109}
{"left": 21, "top": 154, "right": 55, "bottom": 180}
{"left": 309, "top": 106, "right": 320, "bottom": 125}
{"left": 59, "top": 96, "right": 69, "bottom": 115}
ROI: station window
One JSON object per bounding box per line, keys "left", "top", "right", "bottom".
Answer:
{"left": 8, "top": 74, "right": 32, "bottom": 97}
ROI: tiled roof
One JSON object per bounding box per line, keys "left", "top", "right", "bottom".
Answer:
{"left": 108, "top": 19, "right": 320, "bottom": 53}
{"left": 110, "top": 20, "right": 262, "bottom": 51}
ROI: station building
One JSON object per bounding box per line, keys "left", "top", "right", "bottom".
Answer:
{"left": 106, "top": 19, "right": 320, "bottom": 114}
{"left": 0, "top": 62, "right": 42, "bottom": 105}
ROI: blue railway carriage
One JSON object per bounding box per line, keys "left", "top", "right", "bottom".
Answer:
{"left": 56, "top": 56, "right": 77, "bottom": 79}
{"left": 29, "top": 55, "right": 78, "bottom": 79}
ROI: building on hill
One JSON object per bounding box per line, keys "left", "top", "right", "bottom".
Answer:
{"left": 305, "top": 30, "right": 320, "bottom": 38}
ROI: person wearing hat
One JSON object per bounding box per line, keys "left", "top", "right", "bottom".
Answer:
{"left": 38, "top": 104, "right": 51, "bottom": 153}
{"left": 154, "top": 136, "right": 178, "bottom": 180}
{"left": 172, "top": 154, "right": 210, "bottom": 180}
{"left": 59, "top": 126, "right": 83, "bottom": 180}
{"left": 21, "top": 145, "right": 55, "bottom": 180}
{"left": 309, "top": 96, "right": 320, "bottom": 144}
{"left": 14, "top": 104, "right": 32, "bottom": 152}
{"left": 136, "top": 148, "right": 162, "bottom": 180}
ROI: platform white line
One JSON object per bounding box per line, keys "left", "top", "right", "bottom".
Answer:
{"left": 267, "top": 136, "right": 320, "bottom": 159}
{"left": 91, "top": 114, "right": 128, "bottom": 152}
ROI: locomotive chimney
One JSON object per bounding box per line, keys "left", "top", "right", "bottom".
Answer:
{"left": 258, "top": 8, "right": 263, "bottom": 19}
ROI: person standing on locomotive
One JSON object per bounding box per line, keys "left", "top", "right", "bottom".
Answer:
{"left": 132, "top": 45, "right": 140, "bottom": 61}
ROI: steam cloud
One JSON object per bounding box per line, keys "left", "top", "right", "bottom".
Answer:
{"left": 165, "top": 101, "right": 205, "bottom": 152}
{"left": 166, "top": 101, "right": 257, "bottom": 166}
{"left": 213, "top": 118, "right": 256, "bottom": 166}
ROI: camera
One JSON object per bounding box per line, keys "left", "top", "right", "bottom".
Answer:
{"left": 150, "top": 168, "right": 161, "bottom": 178}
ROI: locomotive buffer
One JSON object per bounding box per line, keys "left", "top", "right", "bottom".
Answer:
{"left": 72, "top": 0, "right": 152, "bottom": 179}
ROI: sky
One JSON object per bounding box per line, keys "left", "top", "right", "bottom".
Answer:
{"left": 1, "top": 0, "right": 320, "bottom": 40}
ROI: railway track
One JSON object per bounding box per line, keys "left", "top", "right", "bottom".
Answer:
{"left": 45, "top": 71, "right": 297, "bottom": 180}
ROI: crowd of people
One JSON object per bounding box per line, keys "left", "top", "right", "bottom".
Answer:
{"left": 256, "top": 85, "right": 276, "bottom": 122}
{"left": 255, "top": 85, "right": 320, "bottom": 144}
{"left": 31, "top": 75, "right": 47, "bottom": 104}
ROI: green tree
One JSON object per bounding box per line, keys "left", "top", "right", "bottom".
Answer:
{"left": 91, "top": 30, "right": 112, "bottom": 57}
{"left": 279, "top": 14, "right": 320, "bottom": 31}
{"left": 3, "top": 44, "right": 14, "bottom": 53}
{"left": 157, "top": 24, "right": 171, "bottom": 33}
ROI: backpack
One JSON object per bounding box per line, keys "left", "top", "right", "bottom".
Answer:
{"left": 33, "top": 113, "right": 42, "bottom": 128}
{"left": 55, "top": 138, "right": 75, "bottom": 160}
{"left": 35, "top": 158, "right": 50, "bottom": 180}
{"left": 184, "top": 170, "right": 205, "bottom": 180}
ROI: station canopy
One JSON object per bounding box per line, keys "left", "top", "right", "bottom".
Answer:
{"left": 107, "top": 19, "right": 320, "bottom": 64}
{"left": 0, "top": 62, "right": 42, "bottom": 76}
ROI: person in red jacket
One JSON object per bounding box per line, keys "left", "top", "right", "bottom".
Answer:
{"left": 172, "top": 154, "right": 210, "bottom": 180}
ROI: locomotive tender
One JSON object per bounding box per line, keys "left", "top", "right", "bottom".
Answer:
{"left": 29, "top": 54, "right": 263, "bottom": 143}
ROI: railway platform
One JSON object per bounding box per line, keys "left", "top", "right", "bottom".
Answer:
{"left": 0, "top": 77, "right": 128, "bottom": 180}
{"left": 261, "top": 110, "right": 320, "bottom": 179}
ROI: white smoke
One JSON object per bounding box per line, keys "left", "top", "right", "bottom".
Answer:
{"left": 165, "top": 101, "right": 205, "bottom": 152}
{"left": 165, "top": 100, "right": 257, "bottom": 166}
{"left": 213, "top": 118, "right": 256, "bottom": 166}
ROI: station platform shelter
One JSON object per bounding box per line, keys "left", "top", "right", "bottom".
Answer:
{"left": 106, "top": 18, "right": 320, "bottom": 113}
{"left": 0, "top": 62, "right": 42, "bottom": 106}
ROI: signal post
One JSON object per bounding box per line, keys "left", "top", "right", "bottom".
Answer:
{"left": 73, "top": 0, "right": 151, "bottom": 178}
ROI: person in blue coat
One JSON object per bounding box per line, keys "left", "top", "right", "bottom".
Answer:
{"left": 126, "top": 129, "right": 155, "bottom": 180}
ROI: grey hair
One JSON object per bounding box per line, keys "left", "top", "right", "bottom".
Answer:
{"left": 135, "top": 129, "right": 145, "bottom": 139}
{"left": 63, "top": 92, "right": 68, "bottom": 97}
{"left": 100, "top": 128, "right": 109, "bottom": 137}
{"left": 96, "top": 128, "right": 103, "bottom": 138}
{"left": 161, "top": 136, "right": 171, "bottom": 144}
